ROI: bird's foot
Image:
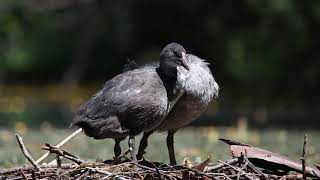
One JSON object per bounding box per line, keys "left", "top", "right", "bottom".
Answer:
{"left": 112, "top": 149, "right": 131, "bottom": 164}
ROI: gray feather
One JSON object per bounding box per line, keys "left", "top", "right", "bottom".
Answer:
{"left": 122, "top": 54, "right": 219, "bottom": 131}
{"left": 71, "top": 68, "right": 169, "bottom": 138}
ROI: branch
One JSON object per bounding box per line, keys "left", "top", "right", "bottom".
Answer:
{"left": 205, "top": 158, "right": 239, "bottom": 172}
{"left": 15, "top": 134, "right": 42, "bottom": 171}
{"left": 19, "top": 169, "right": 27, "bottom": 180}
{"left": 36, "top": 128, "right": 82, "bottom": 164}
{"left": 0, "top": 163, "right": 77, "bottom": 175}
{"left": 41, "top": 143, "right": 84, "bottom": 165}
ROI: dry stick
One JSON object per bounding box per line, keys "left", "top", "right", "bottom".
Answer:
{"left": 148, "top": 161, "right": 162, "bottom": 179}
{"left": 205, "top": 158, "right": 239, "bottom": 172}
{"left": 56, "top": 156, "right": 62, "bottom": 167}
{"left": 237, "top": 160, "right": 249, "bottom": 180}
{"left": 129, "top": 161, "right": 176, "bottom": 179}
{"left": 184, "top": 166, "right": 221, "bottom": 179}
{"left": 31, "top": 170, "right": 36, "bottom": 180}
{"left": 15, "top": 134, "right": 42, "bottom": 171}
{"left": 19, "top": 169, "right": 28, "bottom": 180}
{"left": 101, "top": 171, "right": 149, "bottom": 179}
{"left": 75, "top": 169, "right": 89, "bottom": 180}
{"left": 242, "top": 155, "right": 269, "bottom": 180}
{"left": 86, "top": 167, "right": 113, "bottom": 176}
{"left": 270, "top": 174, "right": 303, "bottom": 179}
{"left": 36, "top": 128, "right": 83, "bottom": 164}
{"left": 41, "top": 143, "right": 84, "bottom": 165}
{"left": 0, "top": 163, "right": 77, "bottom": 175}
{"left": 301, "top": 134, "right": 307, "bottom": 180}
{"left": 206, "top": 173, "right": 232, "bottom": 180}
{"left": 218, "top": 160, "right": 254, "bottom": 180}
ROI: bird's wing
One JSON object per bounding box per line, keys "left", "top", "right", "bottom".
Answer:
{"left": 72, "top": 68, "right": 168, "bottom": 131}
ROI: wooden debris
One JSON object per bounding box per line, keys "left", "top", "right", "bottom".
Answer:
{"left": 2, "top": 155, "right": 290, "bottom": 180}
{"left": 36, "top": 128, "right": 83, "bottom": 164}
{"left": 41, "top": 143, "right": 84, "bottom": 165}
{"left": 15, "top": 134, "right": 42, "bottom": 171}
{"left": 219, "top": 138, "right": 252, "bottom": 147}
{"left": 194, "top": 155, "right": 212, "bottom": 172}
{"left": 2, "top": 134, "right": 319, "bottom": 179}
{"left": 18, "top": 168, "right": 28, "bottom": 180}
{"left": 220, "top": 138, "right": 320, "bottom": 178}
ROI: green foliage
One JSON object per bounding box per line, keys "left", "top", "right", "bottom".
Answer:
{"left": 0, "top": 0, "right": 319, "bottom": 103}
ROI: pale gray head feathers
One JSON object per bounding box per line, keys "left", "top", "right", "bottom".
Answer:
{"left": 177, "top": 54, "right": 219, "bottom": 104}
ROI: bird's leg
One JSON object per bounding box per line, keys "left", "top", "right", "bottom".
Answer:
{"left": 128, "top": 134, "right": 137, "bottom": 161}
{"left": 114, "top": 138, "right": 123, "bottom": 158}
{"left": 167, "top": 129, "right": 177, "bottom": 165}
{"left": 112, "top": 138, "right": 127, "bottom": 164}
{"left": 137, "top": 131, "right": 153, "bottom": 160}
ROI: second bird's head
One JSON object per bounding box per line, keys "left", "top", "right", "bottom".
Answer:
{"left": 159, "top": 42, "right": 190, "bottom": 77}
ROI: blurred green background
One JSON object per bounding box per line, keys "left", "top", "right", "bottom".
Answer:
{"left": 0, "top": 0, "right": 319, "bottom": 166}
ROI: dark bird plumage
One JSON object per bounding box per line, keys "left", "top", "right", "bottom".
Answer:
{"left": 125, "top": 53, "right": 219, "bottom": 164}
{"left": 70, "top": 43, "right": 190, "bottom": 160}
{"left": 71, "top": 68, "right": 168, "bottom": 138}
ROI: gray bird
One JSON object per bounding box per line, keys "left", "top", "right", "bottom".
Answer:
{"left": 126, "top": 54, "right": 219, "bottom": 165}
{"left": 70, "top": 43, "right": 190, "bottom": 161}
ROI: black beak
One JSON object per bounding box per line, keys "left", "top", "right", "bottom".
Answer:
{"left": 180, "top": 52, "right": 190, "bottom": 71}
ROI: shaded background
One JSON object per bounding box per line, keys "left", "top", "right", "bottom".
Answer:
{"left": 1, "top": 0, "right": 320, "bottom": 167}
{"left": 1, "top": 0, "right": 319, "bottom": 129}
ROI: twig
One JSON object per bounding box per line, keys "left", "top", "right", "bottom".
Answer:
{"left": 237, "top": 158, "right": 249, "bottom": 180}
{"left": 301, "top": 134, "right": 307, "bottom": 180}
{"left": 15, "top": 134, "right": 42, "bottom": 171}
{"left": 75, "top": 169, "right": 89, "bottom": 180}
{"left": 242, "top": 155, "right": 269, "bottom": 180}
{"left": 206, "top": 173, "right": 232, "bottom": 180}
{"left": 41, "top": 143, "right": 84, "bottom": 164}
{"left": 0, "top": 163, "right": 77, "bottom": 175}
{"left": 86, "top": 167, "right": 112, "bottom": 176}
{"left": 36, "top": 128, "right": 83, "bottom": 164}
{"left": 148, "top": 161, "right": 162, "bottom": 179}
{"left": 217, "top": 160, "right": 254, "bottom": 180}
{"left": 218, "top": 160, "right": 240, "bottom": 172}
{"left": 31, "top": 170, "right": 36, "bottom": 180}
{"left": 129, "top": 161, "right": 176, "bottom": 179}
{"left": 56, "top": 155, "right": 62, "bottom": 167}
{"left": 273, "top": 174, "right": 303, "bottom": 179}
{"left": 100, "top": 171, "right": 144, "bottom": 180}
{"left": 130, "top": 161, "right": 162, "bottom": 173}
{"left": 19, "top": 169, "right": 28, "bottom": 180}
{"left": 205, "top": 158, "right": 239, "bottom": 172}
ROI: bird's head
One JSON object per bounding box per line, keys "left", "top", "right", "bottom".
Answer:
{"left": 159, "top": 42, "right": 190, "bottom": 77}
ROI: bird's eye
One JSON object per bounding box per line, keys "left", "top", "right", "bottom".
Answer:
{"left": 173, "top": 50, "right": 182, "bottom": 58}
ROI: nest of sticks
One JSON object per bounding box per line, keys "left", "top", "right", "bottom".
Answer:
{"left": 1, "top": 133, "right": 319, "bottom": 180}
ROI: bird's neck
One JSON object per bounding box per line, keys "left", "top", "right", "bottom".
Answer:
{"left": 158, "top": 62, "right": 177, "bottom": 78}
{"left": 156, "top": 67, "right": 180, "bottom": 101}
